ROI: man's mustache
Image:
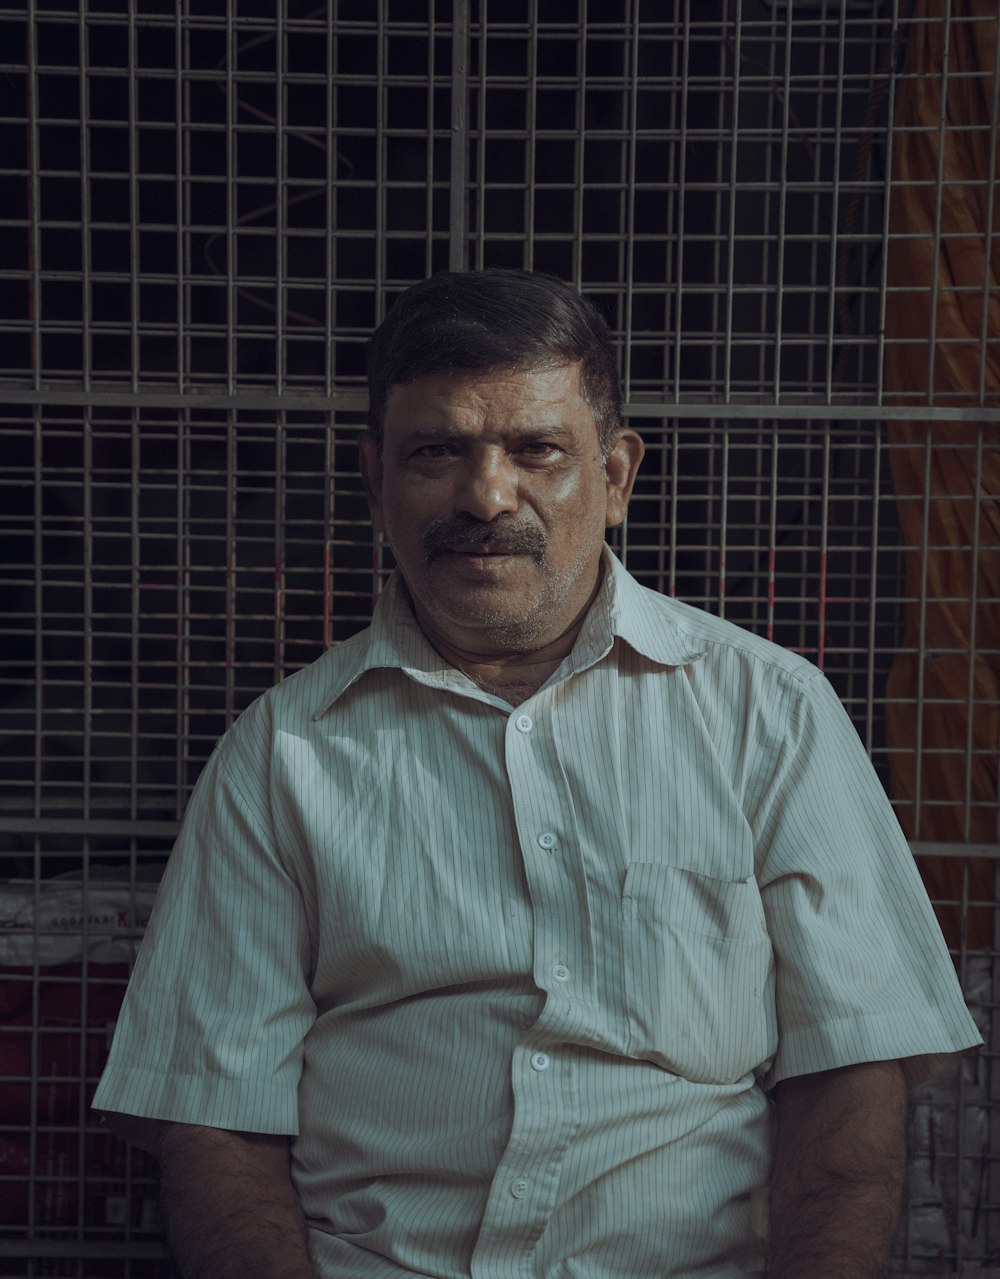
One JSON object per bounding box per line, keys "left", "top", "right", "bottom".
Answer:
{"left": 422, "top": 516, "right": 547, "bottom": 566}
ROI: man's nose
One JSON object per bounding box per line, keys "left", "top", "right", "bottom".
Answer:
{"left": 455, "top": 450, "right": 519, "bottom": 522}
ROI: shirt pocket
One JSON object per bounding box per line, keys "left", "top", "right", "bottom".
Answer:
{"left": 621, "top": 862, "right": 776, "bottom": 1084}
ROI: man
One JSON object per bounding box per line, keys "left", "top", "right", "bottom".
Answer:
{"left": 94, "top": 269, "right": 981, "bottom": 1279}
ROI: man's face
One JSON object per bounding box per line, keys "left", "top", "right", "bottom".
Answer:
{"left": 359, "top": 363, "right": 643, "bottom": 656}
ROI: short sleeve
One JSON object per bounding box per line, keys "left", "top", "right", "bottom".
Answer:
{"left": 753, "top": 671, "right": 982, "bottom": 1090}
{"left": 91, "top": 698, "right": 317, "bottom": 1147}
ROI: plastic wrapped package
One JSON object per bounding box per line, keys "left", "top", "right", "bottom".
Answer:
{"left": 0, "top": 875, "right": 160, "bottom": 1234}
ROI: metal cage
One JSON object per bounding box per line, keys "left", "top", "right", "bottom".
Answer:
{"left": 1, "top": 1, "right": 998, "bottom": 1274}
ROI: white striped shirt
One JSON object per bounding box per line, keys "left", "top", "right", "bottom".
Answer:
{"left": 94, "top": 548, "right": 981, "bottom": 1279}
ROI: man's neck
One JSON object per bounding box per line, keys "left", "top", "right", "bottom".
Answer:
{"left": 412, "top": 572, "right": 603, "bottom": 706}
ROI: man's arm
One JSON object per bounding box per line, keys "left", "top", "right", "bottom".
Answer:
{"left": 767, "top": 1060, "right": 908, "bottom": 1279}
{"left": 156, "top": 1122, "right": 319, "bottom": 1279}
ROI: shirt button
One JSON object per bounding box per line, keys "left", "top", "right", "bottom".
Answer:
{"left": 511, "top": 1178, "right": 528, "bottom": 1199}
{"left": 537, "top": 832, "right": 557, "bottom": 850}
{"left": 514, "top": 713, "right": 533, "bottom": 733}
{"left": 552, "top": 964, "right": 570, "bottom": 982}
{"left": 530, "top": 1051, "right": 551, "bottom": 1071}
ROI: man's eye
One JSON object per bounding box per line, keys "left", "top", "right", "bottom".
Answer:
{"left": 520, "top": 442, "right": 560, "bottom": 458}
{"left": 413, "top": 444, "right": 455, "bottom": 459}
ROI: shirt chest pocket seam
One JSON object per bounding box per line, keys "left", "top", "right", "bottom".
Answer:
{"left": 619, "top": 862, "right": 775, "bottom": 1082}
{"left": 621, "top": 862, "right": 766, "bottom": 940}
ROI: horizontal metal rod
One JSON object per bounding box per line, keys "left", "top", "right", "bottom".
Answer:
{"left": 0, "top": 817, "right": 181, "bottom": 837}
{"left": 4, "top": 387, "right": 1000, "bottom": 421}
{"left": 0, "top": 1241, "right": 170, "bottom": 1260}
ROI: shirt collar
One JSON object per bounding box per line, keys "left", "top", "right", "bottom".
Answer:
{"left": 311, "top": 546, "right": 705, "bottom": 718}
{"left": 572, "top": 547, "right": 707, "bottom": 673}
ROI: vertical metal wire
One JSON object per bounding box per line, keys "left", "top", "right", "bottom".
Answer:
{"left": 82, "top": 409, "right": 94, "bottom": 827}
{"left": 963, "top": 429, "right": 984, "bottom": 843}
{"left": 424, "top": 0, "right": 437, "bottom": 278}
{"left": 668, "top": 423, "right": 679, "bottom": 598}
{"left": 450, "top": 0, "right": 470, "bottom": 273}
{"left": 977, "top": 12, "right": 1000, "bottom": 407}
{"left": 524, "top": 0, "right": 538, "bottom": 271}
{"left": 175, "top": 7, "right": 184, "bottom": 390}
{"left": 127, "top": 6, "right": 140, "bottom": 395}
{"left": 718, "top": 427, "right": 730, "bottom": 619}
{"left": 826, "top": 3, "right": 847, "bottom": 402}
{"left": 473, "top": 0, "right": 487, "bottom": 271}
{"left": 621, "top": 0, "right": 641, "bottom": 409}
{"left": 875, "top": 0, "right": 902, "bottom": 410}
{"left": 130, "top": 410, "right": 142, "bottom": 827}
{"left": 276, "top": 6, "right": 287, "bottom": 398}
{"left": 570, "top": 0, "right": 586, "bottom": 289}
{"left": 864, "top": 426, "right": 883, "bottom": 754}
{"left": 80, "top": 5, "right": 93, "bottom": 393}
{"left": 225, "top": 1, "right": 237, "bottom": 394}
{"left": 274, "top": 412, "right": 287, "bottom": 686}
{"left": 672, "top": 0, "right": 690, "bottom": 406}
{"left": 767, "top": 426, "right": 779, "bottom": 644}
{"left": 325, "top": 1, "right": 336, "bottom": 396}
{"left": 225, "top": 411, "right": 237, "bottom": 723}
{"left": 816, "top": 422, "right": 831, "bottom": 671}
{"left": 178, "top": 417, "right": 192, "bottom": 815}
{"left": 772, "top": 3, "right": 794, "bottom": 405}
{"left": 925, "top": 3, "right": 953, "bottom": 405}
{"left": 912, "top": 424, "right": 934, "bottom": 839}
{"left": 26, "top": 2, "right": 42, "bottom": 392}
{"left": 722, "top": 0, "right": 742, "bottom": 405}
{"left": 375, "top": 0, "right": 387, "bottom": 301}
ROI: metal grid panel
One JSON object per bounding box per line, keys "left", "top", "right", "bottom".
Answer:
{"left": 1, "top": 2, "right": 998, "bottom": 1274}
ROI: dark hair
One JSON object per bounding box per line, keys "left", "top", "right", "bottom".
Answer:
{"left": 366, "top": 269, "right": 623, "bottom": 454}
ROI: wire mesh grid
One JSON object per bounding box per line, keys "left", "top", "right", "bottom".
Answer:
{"left": 1, "top": 1, "right": 998, "bottom": 1274}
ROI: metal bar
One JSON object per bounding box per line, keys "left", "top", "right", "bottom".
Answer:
{"left": 962, "top": 428, "right": 983, "bottom": 842}
{"left": 4, "top": 388, "right": 1000, "bottom": 418}
{"left": 864, "top": 422, "right": 883, "bottom": 753}
{"left": 826, "top": 1, "right": 847, "bottom": 400}
{"left": 722, "top": 0, "right": 742, "bottom": 404}
{"left": 0, "top": 1242, "right": 171, "bottom": 1260}
{"left": 375, "top": 1, "right": 387, "bottom": 311}
{"left": 772, "top": 0, "right": 793, "bottom": 403}
{"left": 925, "top": 4, "right": 952, "bottom": 405}
{"left": 449, "top": 0, "right": 469, "bottom": 271}
{"left": 977, "top": 11, "right": 1000, "bottom": 407}
{"left": 275, "top": 3, "right": 287, "bottom": 397}
{"left": 570, "top": 0, "right": 586, "bottom": 288}
{"left": 912, "top": 424, "right": 934, "bottom": 838}
{"left": 672, "top": 0, "right": 691, "bottom": 404}
{"left": 425, "top": 0, "right": 436, "bottom": 277}
{"left": 524, "top": 0, "right": 538, "bottom": 271}
{"left": 621, "top": 0, "right": 640, "bottom": 409}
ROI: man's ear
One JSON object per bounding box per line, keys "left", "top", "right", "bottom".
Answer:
{"left": 358, "top": 434, "right": 386, "bottom": 534}
{"left": 604, "top": 428, "right": 645, "bottom": 528}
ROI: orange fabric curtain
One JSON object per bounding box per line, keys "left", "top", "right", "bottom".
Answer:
{"left": 883, "top": 0, "right": 1000, "bottom": 948}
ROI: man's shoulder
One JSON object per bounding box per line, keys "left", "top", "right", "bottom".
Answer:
{"left": 224, "top": 624, "right": 378, "bottom": 747}
{"left": 618, "top": 570, "right": 824, "bottom": 690}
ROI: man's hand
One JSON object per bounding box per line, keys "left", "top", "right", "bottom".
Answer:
{"left": 767, "top": 1060, "right": 908, "bottom": 1279}
{"left": 156, "top": 1122, "right": 319, "bottom": 1279}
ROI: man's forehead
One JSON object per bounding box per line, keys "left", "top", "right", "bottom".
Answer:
{"left": 382, "top": 362, "right": 589, "bottom": 425}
